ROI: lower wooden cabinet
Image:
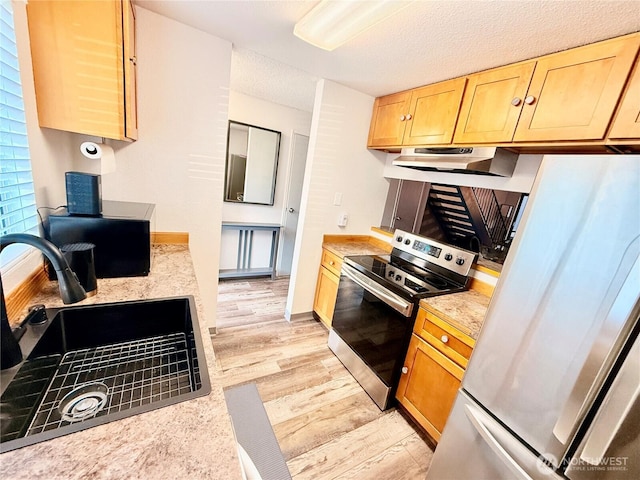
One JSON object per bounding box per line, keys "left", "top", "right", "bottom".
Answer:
{"left": 313, "top": 248, "right": 343, "bottom": 328}
{"left": 396, "top": 306, "right": 475, "bottom": 442}
{"left": 397, "top": 334, "right": 463, "bottom": 442}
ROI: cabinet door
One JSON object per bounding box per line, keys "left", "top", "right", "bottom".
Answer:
{"left": 27, "top": 0, "right": 133, "bottom": 140}
{"left": 608, "top": 58, "right": 640, "bottom": 139}
{"left": 453, "top": 62, "right": 536, "bottom": 144}
{"left": 367, "top": 92, "right": 411, "bottom": 147}
{"left": 313, "top": 267, "right": 339, "bottom": 328}
{"left": 514, "top": 35, "right": 640, "bottom": 142}
{"left": 403, "top": 78, "right": 467, "bottom": 146}
{"left": 396, "top": 334, "right": 464, "bottom": 442}
{"left": 123, "top": 0, "right": 138, "bottom": 140}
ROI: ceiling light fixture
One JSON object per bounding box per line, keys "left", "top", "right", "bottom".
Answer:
{"left": 294, "top": 0, "right": 414, "bottom": 51}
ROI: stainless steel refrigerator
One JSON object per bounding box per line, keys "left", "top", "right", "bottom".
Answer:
{"left": 427, "top": 155, "right": 640, "bottom": 480}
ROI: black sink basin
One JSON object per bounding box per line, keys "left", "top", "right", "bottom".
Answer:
{"left": 0, "top": 296, "right": 211, "bottom": 453}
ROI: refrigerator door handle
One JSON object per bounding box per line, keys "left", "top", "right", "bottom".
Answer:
{"left": 579, "top": 331, "right": 640, "bottom": 465}
{"left": 553, "top": 251, "right": 640, "bottom": 444}
{"left": 464, "top": 404, "right": 534, "bottom": 480}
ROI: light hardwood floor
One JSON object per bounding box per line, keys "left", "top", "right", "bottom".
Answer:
{"left": 211, "top": 277, "right": 434, "bottom": 480}
{"left": 216, "top": 277, "right": 291, "bottom": 328}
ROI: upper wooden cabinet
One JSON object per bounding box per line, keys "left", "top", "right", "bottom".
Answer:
{"left": 513, "top": 35, "right": 640, "bottom": 142}
{"left": 368, "top": 78, "right": 466, "bottom": 147}
{"left": 371, "top": 33, "right": 640, "bottom": 149}
{"left": 27, "top": 0, "right": 138, "bottom": 141}
{"left": 454, "top": 62, "right": 536, "bottom": 144}
{"left": 608, "top": 57, "right": 640, "bottom": 140}
{"left": 368, "top": 92, "right": 412, "bottom": 147}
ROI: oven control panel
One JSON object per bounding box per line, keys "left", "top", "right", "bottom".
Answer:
{"left": 391, "top": 229, "right": 477, "bottom": 276}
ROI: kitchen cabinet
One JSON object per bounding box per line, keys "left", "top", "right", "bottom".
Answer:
{"left": 27, "top": 0, "right": 137, "bottom": 141}
{"left": 368, "top": 78, "right": 466, "bottom": 147}
{"left": 313, "top": 248, "right": 342, "bottom": 328}
{"left": 396, "top": 306, "right": 475, "bottom": 442}
{"left": 455, "top": 34, "right": 640, "bottom": 144}
{"left": 372, "top": 32, "right": 640, "bottom": 150}
{"left": 453, "top": 62, "right": 536, "bottom": 144}
{"left": 368, "top": 92, "right": 411, "bottom": 147}
{"left": 512, "top": 34, "right": 639, "bottom": 142}
{"left": 608, "top": 58, "right": 640, "bottom": 140}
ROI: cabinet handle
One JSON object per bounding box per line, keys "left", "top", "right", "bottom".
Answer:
{"left": 441, "top": 335, "right": 449, "bottom": 344}
{"left": 511, "top": 97, "right": 522, "bottom": 106}
{"left": 524, "top": 95, "right": 536, "bottom": 105}
{"left": 329, "top": 261, "right": 334, "bottom": 265}
{"left": 402, "top": 366, "right": 408, "bottom": 374}
{"left": 399, "top": 115, "right": 406, "bottom": 121}
{"left": 129, "top": 56, "right": 137, "bottom": 65}
{"left": 406, "top": 114, "right": 412, "bottom": 120}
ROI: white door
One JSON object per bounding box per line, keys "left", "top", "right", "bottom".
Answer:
{"left": 279, "top": 133, "right": 309, "bottom": 275}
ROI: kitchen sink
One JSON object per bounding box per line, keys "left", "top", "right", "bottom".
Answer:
{"left": 0, "top": 296, "right": 211, "bottom": 453}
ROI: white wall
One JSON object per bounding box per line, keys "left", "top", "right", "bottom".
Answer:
{"left": 69, "top": 6, "right": 232, "bottom": 328}
{"left": 285, "top": 79, "right": 390, "bottom": 318}
{"left": 2, "top": 1, "right": 78, "bottom": 294}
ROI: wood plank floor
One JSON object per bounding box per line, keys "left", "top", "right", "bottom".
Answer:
{"left": 211, "top": 278, "right": 434, "bottom": 479}
{"left": 216, "top": 277, "right": 291, "bottom": 329}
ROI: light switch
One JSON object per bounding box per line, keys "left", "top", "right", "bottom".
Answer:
{"left": 333, "top": 192, "right": 342, "bottom": 206}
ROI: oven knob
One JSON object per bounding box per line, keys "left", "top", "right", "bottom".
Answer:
{"left": 404, "top": 239, "right": 411, "bottom": 245}
{"left": 395, "top": 275, "right": 402, "bottom": 281}
{"left": 444, "top": 253, "right": 453, "bottom": 261}
{"left": 456, "top": 257, "right": 465, "bottom": 266}
{"left": 388, "top": 270, "right": 395, "bottom": 277}
{"left": 396, "top": 236, "right": 403, "bottom": 243}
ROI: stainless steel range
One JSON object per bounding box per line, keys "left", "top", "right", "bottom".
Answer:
{"left": 328, "top": 229, "right": 477, "bottom": 410}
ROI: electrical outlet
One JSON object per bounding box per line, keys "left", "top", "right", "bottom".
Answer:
{"left": 337, "top": 212, "right": 348, "bottom": 227}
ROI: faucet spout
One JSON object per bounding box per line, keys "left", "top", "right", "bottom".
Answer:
{"left": 1, "top": 233, "right": 87, "bottom": 369}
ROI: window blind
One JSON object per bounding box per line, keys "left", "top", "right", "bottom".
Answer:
{"left": 0, "top": 2, "right": 38, "bottom": 244}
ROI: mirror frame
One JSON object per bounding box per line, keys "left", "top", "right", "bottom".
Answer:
{"left": 224, "top": 120, "right": 282, "bottom": 206}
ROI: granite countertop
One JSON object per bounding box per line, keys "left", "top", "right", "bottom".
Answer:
{"left": 0, "top": 245, "right": 243, "bottom": 480}
{"left": 420, "top": 289, "right": 491, "bottom": 341}
{"left": 322, "top": 237, "right": 391, "bottom": 258}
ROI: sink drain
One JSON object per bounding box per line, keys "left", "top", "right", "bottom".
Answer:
{"left": 58, "top": 382, "right": 109, "bottom": 422}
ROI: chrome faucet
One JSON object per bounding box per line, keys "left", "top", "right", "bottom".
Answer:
{"left": 1, "top": 233, "right": 86, "bottom": 369}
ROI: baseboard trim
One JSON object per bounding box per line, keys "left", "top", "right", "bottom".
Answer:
{"left": 151, "top": 232, "right": 189, "bottom": 244}
{"left": 5, "top": 265, "right": 48, "bottom": 325}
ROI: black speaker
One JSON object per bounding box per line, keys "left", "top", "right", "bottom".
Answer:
{"left": 65, "top": 172, "right": 102, "bottom": 216}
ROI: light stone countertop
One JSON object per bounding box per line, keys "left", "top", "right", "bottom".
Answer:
{"left": 322, "top": 239, "right": 391, "bottom": 259}
{"left": 420, "top": 289, "right": 491, "bottom": 341}
{"left": 0, "top": 244, "right": 243, "bottom": 480}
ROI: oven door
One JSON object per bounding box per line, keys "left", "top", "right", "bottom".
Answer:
{"left": 328, "top": 261, "right": 416, "bottom": 410}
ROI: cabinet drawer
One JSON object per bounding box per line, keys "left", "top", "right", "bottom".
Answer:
{"left": 321, "top": 249, "right": 343, "bottom": 277}
{"left": 414, "top": 308, "right": 473, "bottom": 368}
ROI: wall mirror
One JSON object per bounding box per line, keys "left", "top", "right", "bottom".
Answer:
{"left": 224, "top": 121, "right": 281, "bottom": 205}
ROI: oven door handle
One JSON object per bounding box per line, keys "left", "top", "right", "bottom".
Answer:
{"left": 342, "top": 264, "right": 413, "bottom": 317}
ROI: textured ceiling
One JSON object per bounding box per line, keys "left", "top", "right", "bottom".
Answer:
{"left": 135, "top": 1, "right": 640, "bottom": 112}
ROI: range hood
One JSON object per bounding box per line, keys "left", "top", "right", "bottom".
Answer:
{"left": 392, "top": 147, "right": 518, "bottom": 177}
